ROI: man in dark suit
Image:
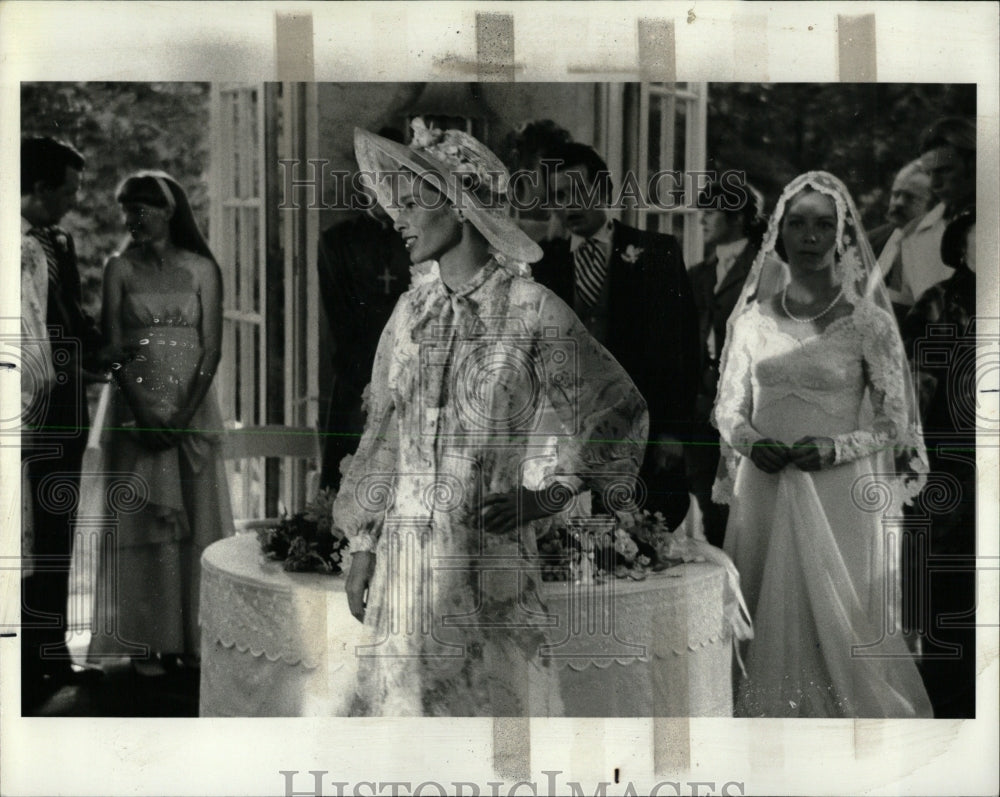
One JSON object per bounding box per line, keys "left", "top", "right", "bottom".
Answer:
{"left": 316, "top": 133, "right": 411, "bottom": 489}
{"left": 685, "top": 179, "right": 764, "bottom": 546}
{"left": 532, "top": 143, "right": 698, "bottom": 530}
{"left": 20, "top": 136, "right": 106, "bottom": 708}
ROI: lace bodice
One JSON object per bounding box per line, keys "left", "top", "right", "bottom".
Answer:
{"left": 712, "top": 300, "right": 924, "bottom": 501}
{"left": 752, "top": 314, "right": 867, "bottom": 429}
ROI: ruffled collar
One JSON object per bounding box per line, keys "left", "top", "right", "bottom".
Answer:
{"left": 432, "top": 257, "right": 501, "bottom": 300}
{"left": 409, "top": 257, "right": 504, "bottom": 343}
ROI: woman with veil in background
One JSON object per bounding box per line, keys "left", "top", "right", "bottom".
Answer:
{"left": 712, "top": 171, "right": 933, "bottom": 717}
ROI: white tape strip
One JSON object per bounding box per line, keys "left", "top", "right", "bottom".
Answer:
{"left": 275, "top": 11, "right": 315, "bottom": 82}
{"left": 837, "top": 14, "right": 877, "bottom": 81}
{"left": 476, "top": 12, "right": 515, "bottom": 82}
{"left": 638, "top": 18, "right": 676, "bottom": 82}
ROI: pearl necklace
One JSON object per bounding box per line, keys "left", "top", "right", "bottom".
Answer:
{"left": 781, "top": 285, "right": 844, "bottom": 323}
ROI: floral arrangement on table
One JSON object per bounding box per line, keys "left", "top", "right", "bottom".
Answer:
{"left": 257, "top": 488, "right": 349, "bottom": 574}
{"left": 538, "top": 510, "right": 689, "bottom": 583}
{"left": 256, "top": 483, "right": 697, "bottom": 582}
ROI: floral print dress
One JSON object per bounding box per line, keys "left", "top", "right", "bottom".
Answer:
{"left": 333, "top": 260, "right": 648, "bottom": 716}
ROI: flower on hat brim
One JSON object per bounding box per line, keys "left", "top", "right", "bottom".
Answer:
{"left": 353, "top": 124, "right": 543, "bottom": 264}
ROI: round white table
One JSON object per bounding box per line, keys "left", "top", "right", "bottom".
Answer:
{"left": 199, "top": 534, "right": 734, "bottom": 717}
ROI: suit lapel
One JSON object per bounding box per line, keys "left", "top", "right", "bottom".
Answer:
{"left": 557, "top": 238, "right": 575, "bottom": 301}
{"left": 693, "top": 255, "right": 718, "bottom": 303}
{"left": 714, "top": 244, "right": 753, "bottom": 298}
{"left": 537, "top": 238, "right": 575, "bottom": 304}
{"left": 607, "top": 221, "right": 649, "bottom": 353}
{"left": 607, "top": 221, "right": 630, "bottom": 316}
{"left": 45, "top": 232, "right": 71, "bottom": 329}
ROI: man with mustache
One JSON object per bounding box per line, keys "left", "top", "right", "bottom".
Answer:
{"left": 882, "top": 117, "right": 976, "bottom": 320}
{"left": 868, "top": 159, "right": 933, "bottom": 260}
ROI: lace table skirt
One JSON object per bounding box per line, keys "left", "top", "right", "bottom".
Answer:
{"left": 199, "top": 534, "right": 732, "bottom": 717}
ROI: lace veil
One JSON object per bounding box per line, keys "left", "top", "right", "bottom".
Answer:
{"left": 711, "top": 170, "right": 928, "bottom": 506}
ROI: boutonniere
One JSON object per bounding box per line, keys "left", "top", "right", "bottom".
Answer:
{"left": 621, "top": 245, "right": 644, "bottom": 264}
{"left": 52, "top": 231, "right": 68, "bottom": 252}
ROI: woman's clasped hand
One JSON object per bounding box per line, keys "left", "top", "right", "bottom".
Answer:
{"left": 750, "top": 435, "right": 836, "bottom": 473}
{"left": 481, "top": 487, "right": 568, "bottom": 535}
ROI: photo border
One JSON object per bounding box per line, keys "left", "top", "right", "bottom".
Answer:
{"left": 1, "top": 2, "right": 997, "bottom": 795}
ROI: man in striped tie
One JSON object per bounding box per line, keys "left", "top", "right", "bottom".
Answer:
{"left": 20, "top": 136, "right": 106, "bottom": 709}
{"left": 533, "top": 143, "right": 699, "bottom": 531}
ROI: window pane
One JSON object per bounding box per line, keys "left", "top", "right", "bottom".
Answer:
{"left": 249, "top": 207, "right": 261, "bottom": 311}
{"left": 232, "top": 207, "right": 241, "bottom": 303}
{"left": 251, "top": 88, "right": 260, "bottom": 197}
{"left": 253, "top": 325, "right": 262, "bottom": 425}
{"left": 233, "top": 326, "right": 242, "bottom": 420}
{"left": 231, "top": 94, "right": 241, "bottom": 197}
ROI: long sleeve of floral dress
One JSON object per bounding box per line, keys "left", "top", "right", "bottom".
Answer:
{"left": 532, "top": 289, "right": 649, "bottom": 501}
{"left": 332, "top": 299, "right": 402, "bottom": 553}
{"left": 333, "top": 263, "right": 650, "bottom": 549}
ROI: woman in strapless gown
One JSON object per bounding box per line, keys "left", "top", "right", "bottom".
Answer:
{"left": 88, "top": 171, "right": 233, "bottom": 675}
{"left": 712, "top": 172, "right": 932, "bottom": 718}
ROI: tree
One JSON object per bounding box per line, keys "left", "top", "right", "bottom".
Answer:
{"left": 705, "top": 83, "right": 976, "bottom": 228}
{"left": 21, "top": 82, "right": 212, "bottom": 316}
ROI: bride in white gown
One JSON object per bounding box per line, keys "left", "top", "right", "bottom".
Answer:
{"left": 712, "top": 171, "right": 933, "bottom": 718}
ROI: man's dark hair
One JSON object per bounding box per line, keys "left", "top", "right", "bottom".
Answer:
{"left": 378, "top": 126, "right": 405, "bottom": 145}
{"left": 919, "top": 117, "right": 976, "bottom": 160}
{"left": 21, "top": 136, "right": 85, "bottom": 196}
{"left": 696, "top": 177, "right": 767, "bottom": 246}
{"left": 506, "top": 119, "right": 573, "bottom": 170}
{"left": 940, "top": 209, "right": 975, "bottom": 270}
{"left": 544, "top": 141, "right": 613, "bottom": 202}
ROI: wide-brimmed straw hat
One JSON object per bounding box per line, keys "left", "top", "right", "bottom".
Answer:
{"left": 354, "top": 119, "right": 543, "bottom": 264}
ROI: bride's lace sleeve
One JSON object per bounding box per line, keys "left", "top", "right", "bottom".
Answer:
{"left": 712, "top": 309, "right": 766, "bottom": 458}
{"left": 332, "top": 300, "right": 402, "bottom": 553}
{"left": 536, "top": 292, "right": 649, "bottom": 500}
{"left": 831, "top": 303, "right": 918, "bottom": 467}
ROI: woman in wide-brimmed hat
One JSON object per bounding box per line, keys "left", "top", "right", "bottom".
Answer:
{"left": 334, "top": 120, "right": 649, "bottom": 716}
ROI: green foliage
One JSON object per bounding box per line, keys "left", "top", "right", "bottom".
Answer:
{"left": 705, "top": 83, "right": 976, "bottom": 228}
{"left": 21, "top": 82, "right": 211, "bottom": 317}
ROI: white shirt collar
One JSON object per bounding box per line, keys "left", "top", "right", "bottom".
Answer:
{"left": 569, "top": 218, "right": 614, "bottom": 252}
{"left": 913, "top": 202, "right": 946, "bottom": 234}
{"left": 715, "top": 238, "right": 748, "bottom": 264}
